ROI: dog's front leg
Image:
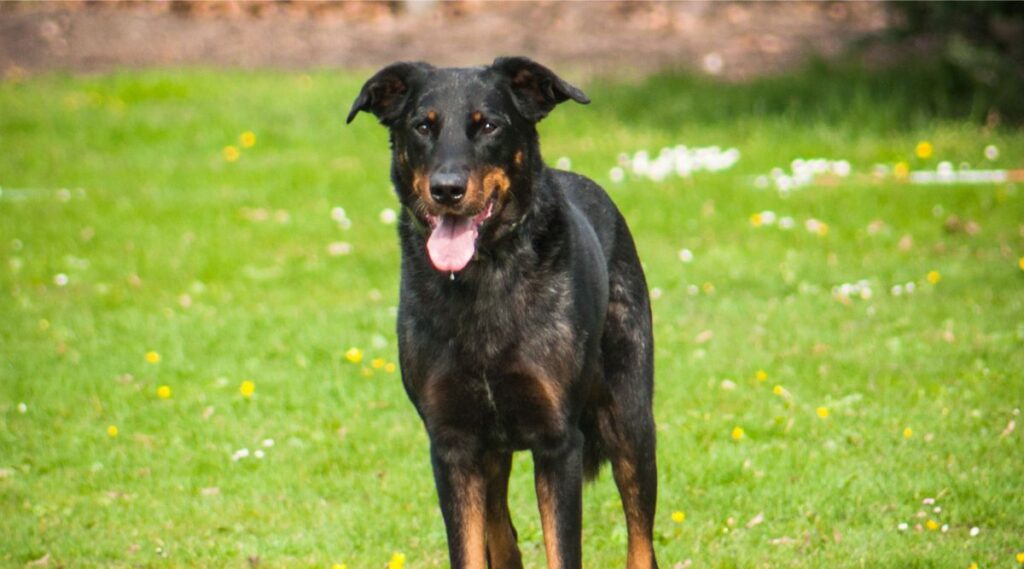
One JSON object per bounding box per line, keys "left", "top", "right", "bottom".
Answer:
{"left": 533, "top": 430, "right": 584, "bottom": 569}
{"left": 431, "top": 443, "right": 487, "bottom": 569}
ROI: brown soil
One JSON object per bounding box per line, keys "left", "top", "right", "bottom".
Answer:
{"left": 1, "top": 1, "right": 891, "bottom": 80}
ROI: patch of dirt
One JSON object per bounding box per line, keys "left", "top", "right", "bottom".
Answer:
{"left": 1, "top": 1, "right": 891, "bottom": 80}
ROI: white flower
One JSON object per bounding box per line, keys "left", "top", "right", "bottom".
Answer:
{"left": 702, "top": 52, "right": 724, "bottom": 75}
{"left": 54, "top": 273, "right": 69, "bottom": 287}
{"left": 555, "top": 156, "right": 572, "bottom": 170}
{"left": 778, "top": 217, "right": 795, "bottom": 230}
{"left": 609, "top": 167, "right": 625, "bottom": 183}
{"left": 254, "top": 450, "right": 265, "bottom": 459}
{"left": 897, "top": 522, "right": 908, "bottom": 531}
{"left": 678, "top": 248, "right": 694, "bottom": 263}
{"left": 330, "top": 207, "right": 347, "bottom": 222}
{"left": 379, "top": 208, "right": 397, "bottom": 225}
{"left": 17, "top": 402, "right": 27, "bottom": 414}
{"left": 262, "top": 439, "right": 275, "bottom": 448}
{"left": 969, "top": 526, "right": 980, "bottom": 537}
{"left": 650, "top": 287, "right": 662, "bottom": 300}
{"left": 984, "top": 144, "right": 999, "bottom": 161}
{"left": 327, "top": 242, "right": 352, "bottom": 256}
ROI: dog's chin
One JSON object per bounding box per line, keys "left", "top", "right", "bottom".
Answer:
{"left": 423, "top": 199, "right": 496, "bottom": 273}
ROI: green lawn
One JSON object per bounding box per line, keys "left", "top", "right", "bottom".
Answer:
{"left": 1, "top": 64, "right": 1022, "bottom": 568}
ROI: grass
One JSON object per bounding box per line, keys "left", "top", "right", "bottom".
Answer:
{"left": 1, "top": 62, "right": 1022, "bottom": 568}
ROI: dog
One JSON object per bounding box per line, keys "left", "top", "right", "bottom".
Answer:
{"left": 347, "top": 56, "right": 658, "bottom": 569}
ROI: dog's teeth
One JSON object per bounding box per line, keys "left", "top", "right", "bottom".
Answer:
{"left": 450, "top": 272, "right": 455, "bottom": 281}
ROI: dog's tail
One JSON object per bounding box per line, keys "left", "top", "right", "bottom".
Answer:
{"left": 580, "top": 409, "right": 610, "bottom": 481}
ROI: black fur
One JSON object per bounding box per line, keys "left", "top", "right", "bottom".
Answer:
{"left": 348, "top": 57, "right": 659, "bottom": 569}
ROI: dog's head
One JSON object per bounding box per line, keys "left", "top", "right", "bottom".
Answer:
{"left": 347, "top": 57, "right": 589, "bottom": 273}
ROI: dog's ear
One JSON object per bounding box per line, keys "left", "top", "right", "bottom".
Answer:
{"left": 346, "top": 62, "right": 434, "bottom": 125}
{"left": 491, "top": 56, "right": 589, "bottom": 122}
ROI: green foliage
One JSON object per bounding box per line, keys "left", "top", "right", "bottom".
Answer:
{"left": 1, "top": 64, "right": 1022, "bottom": 567}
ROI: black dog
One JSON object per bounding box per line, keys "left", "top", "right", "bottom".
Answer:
{"left": 347, "top": 57, "right": 658, "bottom": 569}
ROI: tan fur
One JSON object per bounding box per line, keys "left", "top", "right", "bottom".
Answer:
{"left": 535, "top": 476, "right": 563, "bottom": 569}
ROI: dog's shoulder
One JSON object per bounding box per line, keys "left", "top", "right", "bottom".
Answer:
{"left": 544, "top": 168, "right": 625, "bottom": 258}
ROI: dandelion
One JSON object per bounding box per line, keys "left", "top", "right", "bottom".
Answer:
{"left": 968, "top": 563, "right": 978, "bottom": 569}
{"left": 915, "top": 141, "right": 934, "bottom": 160}
{"left": 384, "top": 362, "right": 397, "bottom": 374}
{"left": 927, "top": 270, "right": 941, "bottom": 284}
{"left": 749, "top": 213, "right": 763, "bottom": 227}
{"left": 222, "top": 145, "right": 240, "bottom": 162}
{"left": 157, "top": 385, "right": 172, "bottom": 399}
{"left": 1018, "top": 256, "right": 1024, "bottom": 271}
{"left": 816, "top": 222, "right": 829, "bottom": 237}
{"left": 345, "top": 347, "right": 363, "bottom": 364}
{"left": 333, "top": 565, "right": 348, "bottom": 569}
{"left": 671, "top": 510, "right": 686, "bottom": 523}
{"left": 773, "top": 385, "right": 784, "bottom": 396}
{"left": 903, "top": 427, "right": 913, "bottom": 439}
{"left": 107, "top": 425, "right": 119, "bottom": 438}
{"left": 925, "top": 519, "right": 939, "bottom": 531}
{"left": 145, "top": 351, "right": 161, "bottom": 364}
{"left": 239, "top": 131, "right": 256, "bottom": 148}
{"left": 816, "top": 406, "right": 829, "bottom": 419}
{"left": 1015, "top": 552, "right": 1024, "bottom": 563}
{"left": 239, "top": 380, "right": 255, "bottom": 399}
{"left": 731, "top": 426, "right": 744, "bottom": 441}
{"left": 371, "top": 358, "right": 385, "bottom": 369}
{"left": 755, "top": 370, "right": 768, "bottom": 382}
{"left": 388, "top": 552, "right": 406, "bottom": 569}
{"left": 702, "top": 282, "right": 715, "bottom": 295}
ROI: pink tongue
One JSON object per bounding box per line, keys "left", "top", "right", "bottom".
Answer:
{"left": 427, "top": 215, "right": 478, "bottom": 272}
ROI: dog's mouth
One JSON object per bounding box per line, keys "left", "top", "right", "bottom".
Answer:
{"left": 424, "top": 199, "right": 495, "bottom": 273}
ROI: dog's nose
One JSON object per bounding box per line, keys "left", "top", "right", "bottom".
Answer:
{"left": 429, "top": 172, "right": 467, "bottom": 206}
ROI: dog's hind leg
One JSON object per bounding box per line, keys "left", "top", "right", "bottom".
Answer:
{"left": 483, "top": 452, "right": 523, "bottom": 569}
{"left": 607, "top": 413, "right": 659, "bottom": 569}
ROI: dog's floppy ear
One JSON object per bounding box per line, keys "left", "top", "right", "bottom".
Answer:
{"left": 491, "top": 56, "right": 589, "bottom": 122}
{"left": 346, "top": 62, "right": 434, "bottom": 125}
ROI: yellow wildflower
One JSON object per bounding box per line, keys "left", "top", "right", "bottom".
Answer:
{"left": 107, "top": 425, "right": 119, "bottom": 438}
{"left": 903, "top": 427, "right": 913, "bottom": 439}
{"left": 239, "top": 131, "right": 256, "bottom": 148}
{"left": 915, "top": 141, "right": 933, "bottom": 159}
{"left": 927, "top": 270, "right": 941, "bottom": 284}
{"left": 371, "top": 358, "right": 386, "bottom": 369}
{"left": 384, "top": 362, "right": 397, "bottom": 373}
{"left": 969, "top": 563, "right": 978, "bottom": 569}
{"left": 222, "top": 145, "right": 240, "bottom": 162}
{"left": 332, "top": 565, "right": 347, "bottom": 569}
{"left": 671, "top": 510, "right": 686, "bottom": 523}
{"left": 773, "top": 385, "right": 784, "bottom": 396}
{"left": 894, "top": 161, "right": 909, "bottom": 179}
{"left": 926, "top": 519, "right": 939, "bottom": 531}
{"left": 702, "top": 282, "right": 715, "bottom": 295}
{"left": 731, "top": 426, "right": 744, "bottom": 441}
{"left": 145, "top": 351, "right": 161, "bottom": 364}
{"left": 755, "top": 370, "right": 767, "bottom": 382}
{"left": 240, "top": 380, "right": 255, "bottom": 399}
{"left": 157, "top": 385, "right": 172, "bottom": 399}
{"left": 1018, "top": 257, "right": 1024, "bottom": 271}
{"left": 816, "top": 222, "right": 829, "bottom": 237}
{"left": 1015, "top": 552, "right": 1024, "bottom": 563}
{"left": 361, "top": 367, "right": 373, "bottom": 378}
{"left": 816, "top": 406, "right": 829, "bottom": 419}
{"left": 344, "top": 347, "right": 363, "bottom": 364}
{"left": 749, "top": 213, "right": 763, "bottom": 227}
{"left": 388, "top": 552, "right": 406, "bottom": 569}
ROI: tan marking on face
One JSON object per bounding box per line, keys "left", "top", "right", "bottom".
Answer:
{"left": 412, "top": 169, "right": 431, "bottom": 203}
{"left": 471, "top": 111, "right": 483, "bottom": 123}
{"left": 535, "top": 476, "right": 563, "bottom": 569}
{"left": 426, "top": 110, "right": 437, "bottom": 123}
{"left": 482, "top": 167, "right": 511, "bottom": 198}
{"left": 514, "top": 150, "right": 525, "bottom": 168}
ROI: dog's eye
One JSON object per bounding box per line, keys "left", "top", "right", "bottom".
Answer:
{"left": 414, "top": 122, "right": 431, "bottom": 136}
{"left": 480, "top": 121, "right": 498, "bottom": 135}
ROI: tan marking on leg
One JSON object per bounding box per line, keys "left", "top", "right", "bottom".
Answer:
{"left": 535, "top": 476, "right": 562, "bottom": 569}
{"left": 463, "top": 474, "right": 487, "bottom": 569}
{"left": 613, "top": 455, "right": 656, "bottom": 569}
{"left": 484, "top": 455, "right": 522, "bottom": 569}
